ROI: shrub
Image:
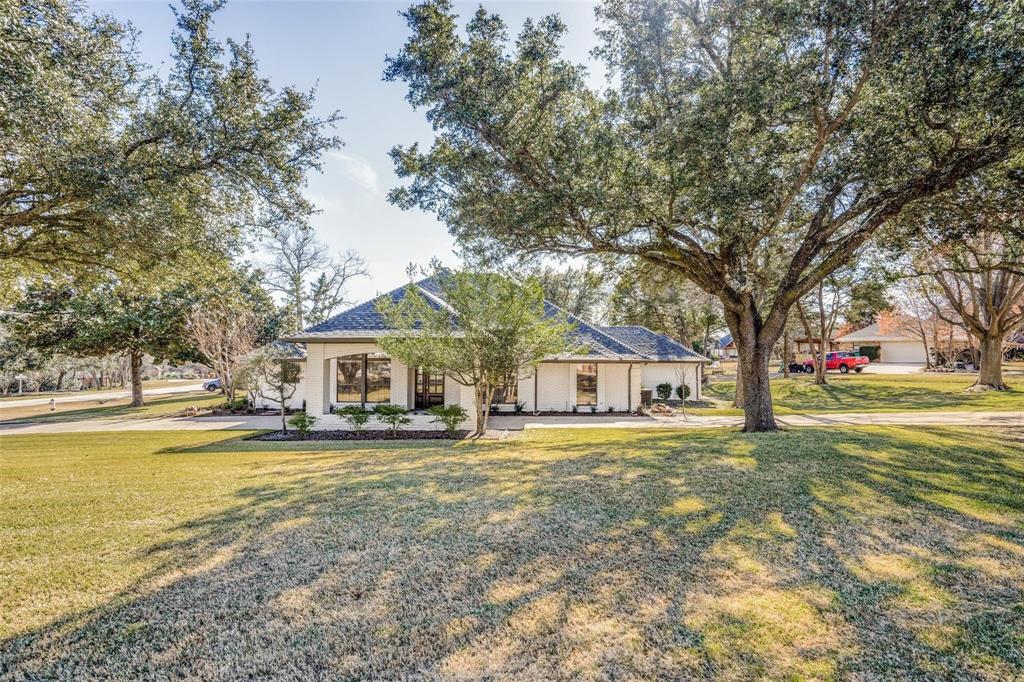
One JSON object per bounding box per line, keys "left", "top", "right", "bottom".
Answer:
{"left": 428, "top": 403, "right": 468, "bottom": 435}
{"left": 656, "top": 382, "right": 673, "bottom": 400}
{"left": 374, "top": 404, "right": 411, "bottom": 434}
{"left": 224, "top": 398, "right": 249, "bottom": 411}
{"left": 589, "top": 405, "right": 597, "bottom": 413}
{"left": 675, "top": 384, "right": 691, "bottom": 401}
{"left": 607, "top": 405, "right": 615, "bottom": 413}
{"left": 571, "top": 404, "right": 578, "bottom": 413}
{"left": 288, "top": 412, "right": 317, "bottom": 435}
{"left": 337, "top": 405, "right": 370, "bottom": 432}
{"left": 514, "top": 401, "right": 526, "bottom": 413}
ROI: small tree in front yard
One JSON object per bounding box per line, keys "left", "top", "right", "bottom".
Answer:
{"left": 245, "top": 349, "right": 301, "bottom": 433}
{"left": 377, "top": 266, "right": 573, "bottom": 436}
{"left": 189, "top": 302, "right": 259, "bottom": 405}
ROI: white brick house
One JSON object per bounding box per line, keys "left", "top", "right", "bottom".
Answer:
{"left": 271, "top": 277, "right": 709, "bottom": 419}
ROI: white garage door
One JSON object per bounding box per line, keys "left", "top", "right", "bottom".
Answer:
{"left": 881, "top": 341, "right": 926, "bottom": 363}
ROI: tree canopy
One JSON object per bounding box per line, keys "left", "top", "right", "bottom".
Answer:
{"left": 1, "top": 0, "right": 340, "bottom": 277}
{"left": 385, "top": 0, "right": 1024, "bottom": 430}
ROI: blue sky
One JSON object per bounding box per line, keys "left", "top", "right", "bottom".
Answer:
{"left": 91, "top": 0, "right": 602, "bottom": 303}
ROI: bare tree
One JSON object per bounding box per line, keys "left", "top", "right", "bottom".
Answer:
{"left": 188, "top": 304, "right": 259, "bottom": 404}
{"left": 258, "top": 358, "right": 301, "bottom": 433}
{"left": 264, "top": 225, "right": 367, "bottom": 330}
{"left": 919, "top": 232, "right": 1024, "bottom": 389}
{"left": 891, "top": 281, "right": 937, "bottom": 370}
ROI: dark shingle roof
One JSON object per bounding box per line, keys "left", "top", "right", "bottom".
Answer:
{"left": 601, "top": 326, "right": 710, "bottom": 362}
{"left": 266, "top": 340, "right": 307, "bottom": 360}
{"left": 286, "top": 277, "right": 707, "bottom": 362}
{"left": 297, "top": 278, "right": 447, "bottom": 338}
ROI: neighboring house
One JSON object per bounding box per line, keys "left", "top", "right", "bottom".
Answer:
{"left": 278, "top": 276, "right": 709, "bottom": 420}
{"left": 833, "top": 311, "right": 970, "bottom": 363}
{"left": 716, "top": 334, "right": 738, "bottom": 359}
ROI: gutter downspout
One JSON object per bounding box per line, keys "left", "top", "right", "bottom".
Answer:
{"left": 627, "top": 363, "right": 633, "bottom": 413}
{"left": 533, "top": 369, "right": 539, "bottom": 415}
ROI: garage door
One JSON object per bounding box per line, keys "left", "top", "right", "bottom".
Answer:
{"left": 881, "top": 341, "right": 926, "bottom": 363}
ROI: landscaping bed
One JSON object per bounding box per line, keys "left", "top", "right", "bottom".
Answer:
{"left": 249, "top": 429, "right": 469, "bottom": 441}
{"left": 527, "top": 410, "right": 639, "bottom": 417}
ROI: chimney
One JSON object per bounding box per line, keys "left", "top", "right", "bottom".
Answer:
{"left": 877, "top": 309, "right": 899, "bottom": 335}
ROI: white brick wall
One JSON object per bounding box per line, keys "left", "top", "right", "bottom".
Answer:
{"left": 256, "top": 362, "right": 306, "bottom": 410}
{"left": 536, "top": 362, "right": 572, "bottom": 411}
{"left": 640, "top": 363, "right": 702, "bottom": 401}
{"left": 599, "top": 363, "right": 629, "bottom": 412}
{"left": 302, "top": 343, "right": 703, "bottom": 416}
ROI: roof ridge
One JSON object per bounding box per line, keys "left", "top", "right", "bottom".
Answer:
{"left": 546, "top": 301, "right": 647, "bottom": 358}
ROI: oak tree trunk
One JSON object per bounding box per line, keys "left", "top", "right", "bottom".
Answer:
{"left": 725, "top": 299, "right": 780, "bottom": 432}
{"left": 130, "top": 351, "right": 144, "bottom": 407}
{"left": 473, "top": 384, "right": 485, "bottom": 436}
{"left": 974, "top": 333, "right": 1007, "bottom": 390}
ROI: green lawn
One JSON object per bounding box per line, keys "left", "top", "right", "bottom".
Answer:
{"left": 701, "top": 373, "right": 1024, "bottom": 414}
{"left": 0, "top": 391, "right": 223, "bottom": 423}
{"left": 2, "top": 427, "right": 1022, "bottom": 679}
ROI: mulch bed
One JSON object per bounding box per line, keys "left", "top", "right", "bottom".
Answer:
{"left": 527, "top": 411, "right": 640, "bottom": 417}
{"left": 249, "top": 430, "right": 470, "bottom": 441}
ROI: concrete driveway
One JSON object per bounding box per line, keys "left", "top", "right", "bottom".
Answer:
{"left": 860, "top": 363, "right": 926, "bottom": 374}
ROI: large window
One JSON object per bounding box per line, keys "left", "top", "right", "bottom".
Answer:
{"left": 576, "top": 363, "right": 597, "bottom": 406}
{"left": 336, "top": 353, "right": 391, "bottom": 404}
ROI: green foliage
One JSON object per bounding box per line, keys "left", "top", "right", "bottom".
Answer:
{"left": 337, "top": 405, "right": 370, "bottom": 432}
{"left": 373, "top": 404, "right": 412, "bottom": 434}
{"left": 609, "top": 262, "right": 725, "bottom": 351}
{"left": 2, "top": 0, "right": 340, "bottom": 278}
{"left": 288, "top": 411, "right": 317, "bottom": 435}
{"left": 656, "top": 383, "right": 672, "bottom": 401}
{"left": 676, "top": 384, "right": 691, "bottom": 401}
{"left": 4, "top": 277, "right": 199, "bottom": 371}
{"left": 529, "top": 265, "right": 606, "bottom": 320}
{"left": 223, "top": 398, "right": 250, "bottom": 411}
{"left": 427, "top": 403, "right": 468, "bottom": 436}
{"left": 376, "top": 264, "right": 572, "bottom": 434}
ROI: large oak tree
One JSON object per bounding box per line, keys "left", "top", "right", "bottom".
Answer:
{"left": 1, "top": 0, "right": 339, "bottom": 277}
{"left": 384, "top": 0, "right": 1024, "bottom": 430}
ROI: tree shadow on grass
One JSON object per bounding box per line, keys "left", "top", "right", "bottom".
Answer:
{"left": 1, "top": 428, "right": 1022, "bottom": 680}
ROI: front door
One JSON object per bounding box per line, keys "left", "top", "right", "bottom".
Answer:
{"left": 414, "top": 367, "right": 445, "bottom": 409}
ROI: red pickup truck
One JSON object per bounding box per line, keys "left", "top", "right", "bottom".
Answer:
{"left": 803, "top": 351, "right": 870, "bottom": 374}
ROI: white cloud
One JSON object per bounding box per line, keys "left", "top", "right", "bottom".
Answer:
{"left": 329, "top": 151, "right": 379, "bottom": 193}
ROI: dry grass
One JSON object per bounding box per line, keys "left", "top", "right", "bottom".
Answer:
{"left": 1, "top": 427, "right": 1022, "bottom": 680}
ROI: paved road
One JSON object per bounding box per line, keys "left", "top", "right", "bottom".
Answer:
{"left": 0, "top": 382, "right": 206, "bottom": 409}
{"left": 1, "top": 410, "right": 1021, "bottom": 435}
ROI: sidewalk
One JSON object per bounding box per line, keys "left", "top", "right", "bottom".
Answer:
{"left": 1, "top": 410, "right": 1021, "bottom": 436}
